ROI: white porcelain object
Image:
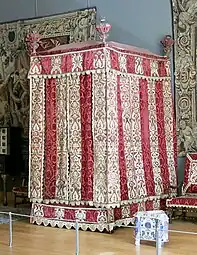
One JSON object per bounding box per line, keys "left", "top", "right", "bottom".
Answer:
{"left": 135, "top": 210, "right": 169, "bottom": 248}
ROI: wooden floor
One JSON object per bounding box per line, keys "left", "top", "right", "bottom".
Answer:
{"left": 0, "top": 220, "right": 197, "bottom": 255}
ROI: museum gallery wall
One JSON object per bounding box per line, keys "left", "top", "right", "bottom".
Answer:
{"left": 0, "top": 8, "right": 96, "bottom": 167}
{"left": 2, "top": 1, "right": 196, "bottom": 161}
{"left": 172, "top": 0, "right": 197, "bottom": 156}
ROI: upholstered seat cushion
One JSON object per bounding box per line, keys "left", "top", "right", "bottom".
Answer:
{"left": 167, "top": 196, "right": 197, "bottom": 208}
{"left": 12, "top": 186, "right": 28, "bottom": 195}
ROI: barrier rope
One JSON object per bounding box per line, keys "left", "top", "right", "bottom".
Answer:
{"left": 1, "top": 211, "right": 197, "bottom": 235}
{"left": 121, "top": 225, "right": 197, "bottom": 235}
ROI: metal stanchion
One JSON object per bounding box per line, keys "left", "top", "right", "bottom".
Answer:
{"left": 135, "top": 246, "right": 140, "bottom": 255}
{"left": 155, "top": 219, "right": 159, "bottom": 255}
{"left": 9, "top": 212, "right": 13, "bottom": 248}
{"left": 75, "top": 220, "right": 79, "bottom": 255}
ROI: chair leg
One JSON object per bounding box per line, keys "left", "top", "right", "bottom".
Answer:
{"left": 182, "top": 208, "right": 187, "bottom": 221}
{"left": 14, "top": 194, "right": 17, "bottom": 208}
{"left": 167, "top": 208, "right": 174, "bottom": 224}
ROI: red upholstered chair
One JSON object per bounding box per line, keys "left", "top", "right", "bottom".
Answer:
{"left": 12, "top": 174, "right": 28, "bottom": 207}
{"left": 166, "top": 153, "right": 197, "bottom": 221}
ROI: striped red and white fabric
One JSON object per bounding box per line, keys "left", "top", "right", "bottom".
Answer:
{"left": 182, "top": 153, "right": 197, "bottom": 194}
{"left": 92, "top": 73, "right": 177, "bottom": 208}
{"left": 29, "top": 42, "right": 177, "bottom": 209}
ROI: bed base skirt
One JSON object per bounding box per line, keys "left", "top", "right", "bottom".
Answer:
{"left": 30, "top": 199, "right": 166, "bottom": 232}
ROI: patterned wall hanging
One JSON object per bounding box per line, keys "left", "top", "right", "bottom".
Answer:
{"left": 0, "top": 8, "right": 96, "bottom": 139}
{"left": 172, "top": 0, "right": 197, "bottom": 156}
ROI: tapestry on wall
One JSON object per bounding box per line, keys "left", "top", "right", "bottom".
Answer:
{"left": 0, "top": 8, "right": 96, "bottom": 141}
{"left": 172, "top": 0, "right": 197, "bottom": 156}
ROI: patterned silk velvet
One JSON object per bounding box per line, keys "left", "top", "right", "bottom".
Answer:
{"left": 80, "top": 74, "right": 94, "bottom": 202}
{"left": 166, "top": 153, "right": 197, "bottom": 209}
{"left": 45, "top": 78, "right": 57, "bottom": 199}
{"left": 28, "top": 41, "right": 177, "bottom": 231}
{"left": 183, "top": 153, "right": 197, "bottom": 194}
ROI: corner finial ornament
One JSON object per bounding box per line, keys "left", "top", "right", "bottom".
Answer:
{"left": 96, "top": 17, "right": 112, "bottom": 44}
{"left": 160, "top": 35, "right": 174, "bottom": 58}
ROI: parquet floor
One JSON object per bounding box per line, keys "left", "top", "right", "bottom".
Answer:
{"left": 0, "top": 220, "right": 197, "bottom": 255}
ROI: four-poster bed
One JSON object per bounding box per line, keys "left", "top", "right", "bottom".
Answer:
{"left": 28, "top": 39, "right": 177, "bottom": 231}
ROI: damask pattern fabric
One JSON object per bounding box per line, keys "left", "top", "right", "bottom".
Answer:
{"left": 80, "top": 74, "right": 94, "bottom": 202}
{"left": 28, "top": 41, "right": 177, "bottom": 230}
{"left": 182, "top": 153, "right": 197, "bottom": 194}
{"left": 167, "top": 197, "right": 197, "bottom": 208}
{"left": 29, "top": 77, "right": 45, "bottom": 201}
{"left": 30, "top": 199, "right": 166, "bottom": 232}
{"left": 166, "top": 153, "right": 197, "bottom": 210}
{"left": 45, "top": 78, "right": 57, "bottom": 200}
